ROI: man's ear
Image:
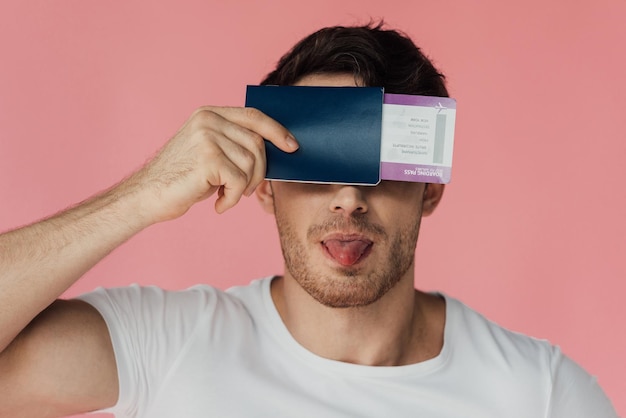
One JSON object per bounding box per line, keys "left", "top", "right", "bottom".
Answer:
{"left": 422, "top": 183, "right": 445, "bottom": 217}
{"left": 255, "top": 180, "right": 276, "bottom": 214}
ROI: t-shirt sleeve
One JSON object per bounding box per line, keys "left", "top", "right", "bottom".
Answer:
{"left": 548, "top": 347, "right": 618, "bottom": 418}
{"left": 77, "top": 284, "right": 220, "bottom": 418}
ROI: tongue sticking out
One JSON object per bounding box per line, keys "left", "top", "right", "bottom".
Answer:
{"left": 323, "top": 239, "right": 371, "bottom": 266}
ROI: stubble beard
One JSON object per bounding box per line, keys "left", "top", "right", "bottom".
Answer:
{"left": 275, "top": 212, "right": 421, "bottom": 308}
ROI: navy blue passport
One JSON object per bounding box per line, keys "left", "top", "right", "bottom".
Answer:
{"left": 245, "top": 85, "right": 383, "bottom": 185}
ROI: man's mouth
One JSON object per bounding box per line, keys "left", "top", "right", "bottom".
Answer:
{"left": 321, "top": 235, "right": 373, "bottom": 266}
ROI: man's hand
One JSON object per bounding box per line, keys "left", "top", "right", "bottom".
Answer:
{"left": 127, "top": 106, "right": 298, "bottom": 222}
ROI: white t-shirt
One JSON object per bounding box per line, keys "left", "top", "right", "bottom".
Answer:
{"left": 79, "top": 277, "right": 617, "bottom": 418}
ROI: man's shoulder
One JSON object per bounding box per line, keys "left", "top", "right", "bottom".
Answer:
{"left": 77, "top": 277, "right": 271, "bottom": 321}
{"left": 80, "top": 277, "right": 267, "bottom": 299}
{"left": 443, "top": 294, "right": 558, "bottom": 365}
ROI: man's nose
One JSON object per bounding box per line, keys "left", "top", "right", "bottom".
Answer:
{"left": 328, "top": 185, "right": 368, "bottom": 216}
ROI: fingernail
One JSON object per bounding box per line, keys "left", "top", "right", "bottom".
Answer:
{"left": 285, "top": 134, "right": 299, "bottom": 150}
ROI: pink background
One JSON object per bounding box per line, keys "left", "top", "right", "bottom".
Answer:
{"left": 1, "top": 1, "right": 624, "bottom": 416}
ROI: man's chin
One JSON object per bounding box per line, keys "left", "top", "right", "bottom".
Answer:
{"left": 298, "top": 276, "right": 392, "bottom": 309}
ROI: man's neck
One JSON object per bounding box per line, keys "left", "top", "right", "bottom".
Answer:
{"left": 270, "top": 275, "right": 446, "bottom": 367}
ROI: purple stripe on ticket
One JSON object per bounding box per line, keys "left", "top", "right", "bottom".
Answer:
{"left": 380, "top": 162, "right": 452, "bottom": 183}
{"left": 383, "top": 93, "right": 456, "bottom": 109}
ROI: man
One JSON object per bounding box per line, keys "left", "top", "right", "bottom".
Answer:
{"left": 0, "top": 23, "right": 617, "bottom": 418}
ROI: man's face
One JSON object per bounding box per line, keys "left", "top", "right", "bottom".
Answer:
{"left": 260, "top": 73, "right": 438, "bottom": 308}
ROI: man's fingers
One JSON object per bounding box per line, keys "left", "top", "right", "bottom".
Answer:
{"left": 140, "top": 106, "right": 296, "bottom": 218}
{"left": 214, "top": 124, "right": 270, "bottom": 196}
{"left": 209, "top": 160, "right": 250, "bottom": 214}
{"left": 203, "top": 106, "right": 299, "bottom": 153}
{"left": 198, "top": 108, "right": 287, "bottom": 197}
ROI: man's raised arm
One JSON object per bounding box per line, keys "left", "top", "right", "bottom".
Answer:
{"left": 0, "top": 106, "right": 297, "bottom": 417}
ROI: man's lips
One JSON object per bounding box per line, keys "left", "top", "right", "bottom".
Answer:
{"left": 321, "top": 234, "right": 373, "bottom": 266}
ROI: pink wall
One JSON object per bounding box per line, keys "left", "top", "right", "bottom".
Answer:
{"left": 1, "top": 0, "right": 624, "bottom": 416}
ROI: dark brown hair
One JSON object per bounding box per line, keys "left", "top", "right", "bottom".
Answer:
{"left": 261, "top": 22, "right": 449, "bottom": 97}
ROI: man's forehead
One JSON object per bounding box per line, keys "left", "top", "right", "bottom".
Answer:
{"left": 294, "top": 73, "right": 361, "bottom": 88}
